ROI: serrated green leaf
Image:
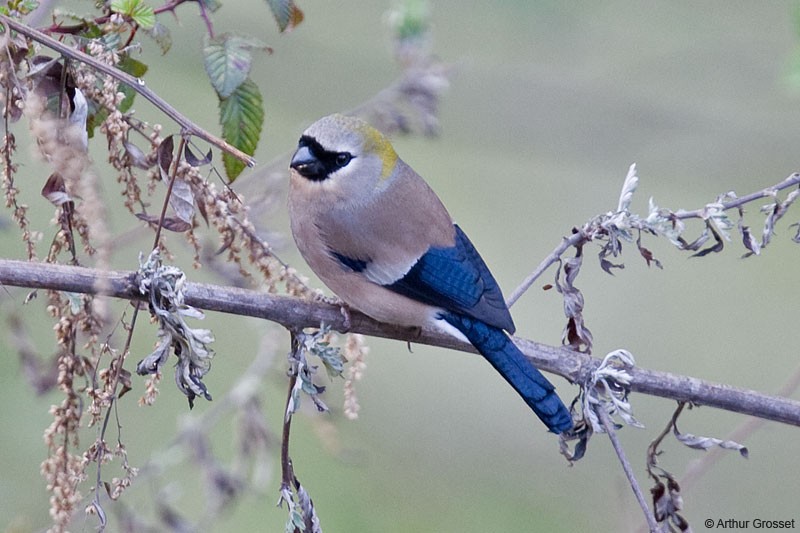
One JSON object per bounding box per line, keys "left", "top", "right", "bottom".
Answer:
{"left": 110, "top": 0, "right": 155, "bottom": 30}
{"left": 131, "top": 5, "right": 155, "bottom": 29}
{"left": 219, "top": 78, "right": 263, "bottom": 181}
{"left": 266, "top": 0, "right": 304, "bottom": 32}
{"left": 203, "top": 34, "right": 270, "bottom": 98}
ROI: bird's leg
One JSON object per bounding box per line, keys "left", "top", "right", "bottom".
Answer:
{"left": 405, "top": 326, "right": 423, "bottom": 353}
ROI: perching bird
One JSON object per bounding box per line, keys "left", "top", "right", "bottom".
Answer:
{"left": 288, "top": 113, "right": 572, "bottom": 433}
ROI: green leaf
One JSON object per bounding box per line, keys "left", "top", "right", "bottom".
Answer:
{"left": 117, "top": 56, "right": 148, "bottom": 113}
{"left": 219, "top": 78, "right": 263, "bottom": 181}
{"left": 130, "top": 5, "right": 155, "bottom": 29}
{"left": 266, "top": 0, "right": 304, "bottom": 32}
{"left": 3, "top": 0, "right": 38, "bottom": 15}
{"left": 86, "top": 107, "right": 108, "bottom": 139}
{"left": 119, "top": 55, "right": 148, "bottom": 78}
{"left": 203, "top": 34, "right": 271, "bottom": 98}
{"left": 389, "top": 0, "right": 430, "bottom": 41}
{"left": 110, "top": 0, "right": 156, "bottom": 30}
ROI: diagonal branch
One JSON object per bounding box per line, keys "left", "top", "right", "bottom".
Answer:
{"left": 1, "top": 258, "right": 799, "bottom": 428}
{"left": 0, "top": 14, "right": 256, "bottom": 167}
{"left": 506, "top": 172, "right": 800, "bottom": 308}
{"left": 595, "top": 406, "right": 659, "bottom": 532}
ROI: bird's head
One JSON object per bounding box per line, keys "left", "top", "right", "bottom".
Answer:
{"left": 290, "top": 114, "right": 399, "bottom": 197}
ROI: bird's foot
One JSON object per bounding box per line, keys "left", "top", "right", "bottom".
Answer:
{"left": 339, "top": 304, "right": 352, "bottom": 333}
{"left": 313, "top": 293, "right": 352, "bottom": 332}
{"left": 405, "top": 326, "right": 423, "bottom": 353}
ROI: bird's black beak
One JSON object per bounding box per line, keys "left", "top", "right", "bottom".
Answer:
{"left": 290, "top": 145, "right": 327, "bottom": 181}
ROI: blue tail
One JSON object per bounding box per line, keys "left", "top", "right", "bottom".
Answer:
{"left": 441, "top": 313, "right": 572, "bottom": 433}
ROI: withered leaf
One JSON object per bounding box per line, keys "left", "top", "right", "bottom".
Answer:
{"left": 135, "top": 213, "right": 193, "bottom": 232}
{"left": 599, "top": 257, "right": 624, "bottom": 275}
{"left": 117, "top": 367, "right": 133, "bottom": 399}
{"left": 157, "top": 135, "right": 174, "bottom": 179}
{"left": 41, "top": 173, "right": 73, "bottom": 207}
{"left": 123, "top": 140, "right": 153, "bottom": 170}
{"left": 168, "top": 176, "right": 195, "bottom": 225}
{"left": 691, "top": 223, "right": 724, "bottom": 257}
{"left": 184, "top": 144, "right": 213, "bottom": 167}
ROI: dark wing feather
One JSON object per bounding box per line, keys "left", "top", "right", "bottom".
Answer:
{"left": 385, "top": 225, "right": 515, "bottom": 333}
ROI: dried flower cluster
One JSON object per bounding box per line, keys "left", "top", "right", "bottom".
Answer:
{"left": 0, "top": 23, "right": 391, "bottom": 528}
{"left": 0, "top": 2, "right": 797, "bottom": 530}
{"left": 342, "top": 332, "right": 369, "bottom": 420}
{"left": 40, "top": 287, "right": 105, "bottom": 533}
{"left": 0, "top": 1, "right": 462, "bottom": 530}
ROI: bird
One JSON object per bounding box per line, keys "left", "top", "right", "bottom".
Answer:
{"left": 287, "top": 113, "right": 572, "bottom": 434}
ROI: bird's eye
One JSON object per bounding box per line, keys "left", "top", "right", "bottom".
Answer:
{"left": 335, "top": 152, "right": 353, "bottom": 168}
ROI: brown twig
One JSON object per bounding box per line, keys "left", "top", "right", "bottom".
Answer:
{"left": 506, "top": 231, "right": 584, "bottom": 308}
{"left": 94, "top": 134, "right": 190, "bottom": 516}
{"left": 152, "top": 135, "right": 187, "bottom": 249}
{"left": 678, "top": 362, "right": 800, "bottom": 492}
{"left": 596, "top": 406, "right": 659, "bottom": 532}
{"left": 281, "top": 344, "right": 297, "bottom": 492}
{"left": 0, "top": 14, "right": 256, "bottom": 167}
{"left": 1, "top": 258, "right": 799, "bottom": 428}
{"left": 672, "top": 173, "right": 800, "bottom": 220}
{"left": 506, "top": 172, "right": 800, "bottom": 308}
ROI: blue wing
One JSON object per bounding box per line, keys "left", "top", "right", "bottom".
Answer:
{"left": 384, "top": 224, "right": 515, "bottom": 333}
{"left": 330, "top": 224, "right": 573, "bottom": 433}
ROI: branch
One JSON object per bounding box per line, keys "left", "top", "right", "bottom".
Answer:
{"left": 1, "top": 258, "right": 799, "bottom": 427}
{"left": 672, "top": 172, "right": 800, "bottom": 220}
{"left": 596, "top": 406, "right": 658, "bottom": 532}
{"left": 506, "top": 170, "right": 800, "bottom": 309}
{"left": 0, "top": 14, "right": 256, "bottom": 167}
{"left": 506, "top": 231, "right": 583, "bottom": 308}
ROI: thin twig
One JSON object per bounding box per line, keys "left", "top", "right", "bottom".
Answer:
{"left": 673, "top": 173, "right": 800, "bottom": 220}
{"left": 0, "top": 14, "right": 256, "bottom": 167}
{"left": 596, "top": 406, "right": 659, "bottom": 532}
{"left": 152, "top": 136, "right": 187, "bottom": 249}
{"left": 505, "top": 173, "right": 800, "bottom": 308}
{"left": 506, "top": 231, "right": 584, "bottom": 308}
{"left": 281, "top": 354, "right": 296, "bottom": 492}
{"left": 637, "top": 403, "right": 689, "bottom": 533}
{"left": 97, "top": 135, "right": 188, "bottom": 503}
{"left": 1, "top": 258, "right": 799, "bottom": 428}
{"left": 280, "top": 331, "right": 301, "bottom": 533}
{"left": 105, "top": 131, "right": 185, "bottom": 405}
{"left": 647, "top": 402, "right": 686, "bottom": 469}
{"left": 679, "top": 362, "right": 800, "bottom": 492}
{"left": 92, "top": 396, "right": 116, "bottom": 528}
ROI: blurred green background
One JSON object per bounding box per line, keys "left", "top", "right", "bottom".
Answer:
{"left": 2, "top": 1, "right": 799, "bottom": 531}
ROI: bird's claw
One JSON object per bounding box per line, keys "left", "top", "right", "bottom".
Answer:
{"left": 339, "top": 304, "right": 352, "bottom": 333}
